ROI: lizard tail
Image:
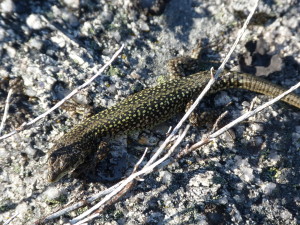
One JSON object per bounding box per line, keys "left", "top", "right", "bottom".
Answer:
{"left": 216, "top": 72, "right": 300, "bottom": 109}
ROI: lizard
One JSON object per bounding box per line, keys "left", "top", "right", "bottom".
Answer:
{"left": 47, "top": 64, "right": 300, "bottom": 182}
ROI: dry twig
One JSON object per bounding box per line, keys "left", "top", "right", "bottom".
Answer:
{"left": 210, "top": 111, "right": 229, "bottom": 134}
{"left": 40, "top": 1, "right": 285, "bottom": 224}
{"left": 177, "top": 78, "right": 300, "bottom": 157}
{"left": 0, "top": 45, "right": 124, "bottom": 141}
{"left": 0, "top": 89, "right": 13, "bottom": 135}
{"left": 50, "top": 69, "right": 300, "bottom": 224}
{"left": 70, "top": 125, "right": 190, "bottom": 225}
{"left": 3, "top": 212, "right": 19, "bottom": 225}
{"left": 144, "top": 0, "right": 258, "bottom": 167}
{"left": 41, "top": 1, "right": 260, "bottom": 224}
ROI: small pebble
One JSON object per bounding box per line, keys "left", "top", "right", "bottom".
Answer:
{"left": 44, "top": 187, "right": 66, "bottom": 200}
{"left": 250, "top": 123, "right": 264, "bottom": 132}
{"left": 51, "top": 35, "right": 66, "bottom": 48}
{"left": 261, "top": 182, "right": 276, "bottom": 195}
{"left": 26, "top": 14, "right": 45, "bottom": 30}
{"left": 0, "top": 0, "right": 15, "bottom": 14}
{"left": 158, "top": 171, "right": 173, "bottom": 185}
{"left": 138, "top": 20, "right": 150, "bottom": 32}
{"left": 214, "top": 91, "right": 231, "bottom": 107}
{"left": 63, "top": 0, "right": 80, "bottom": 9}
{"left": 28, "top": 38, "right": 43, "bottom": 50}
{"left": 189, "top": 171, "right": 214, "bottom": 187}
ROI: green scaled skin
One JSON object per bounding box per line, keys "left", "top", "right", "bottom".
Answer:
{"left": 47, "top": 71, "right": 300, "bottom": 182}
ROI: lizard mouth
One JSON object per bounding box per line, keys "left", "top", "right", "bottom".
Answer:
{"left": 47, "top": 158, "right": 83, "bottom": 182}
{"left": 47, "top": 167, "right": 70, "bottom": 183}
{"left": 46, "top": 144, "right": 84, "bottom": 182}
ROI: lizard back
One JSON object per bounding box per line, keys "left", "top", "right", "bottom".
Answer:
{"left": 47, "top": 71, "right": 300, "bottom": 182}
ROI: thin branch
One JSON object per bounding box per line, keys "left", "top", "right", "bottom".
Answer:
{"left": 209, "top": 80, "right": 300, "bottom": 140}
{"left": 70, "top": 125, "right": 190, "bottom": 224}
{"left": 73, "top": 147, "right": 151, "bottom": 225}
{"left": 210, "top": 111, "right": 229, "bottom": 134}
{"left": 3, "top": 212, "right": 19, "bottom": 225}
{"left": 43, "top": 145, "right": 148, "bottom": 223}
{"left": 133, "top": 147, "right": 148, "bottom": 173}
{"left": 0, "top": 45, "right": 124, "bottom": 141}
{"left": 145, "top": 0, "right": 259, "bottom": 167}
{"left": 185, "top": 79, "right": 300, "bottom": 152}
{"left": 41, "top": 1, "right": 260, "bottom": 223}
{"left": 0, "top": 89, "right": 13, "bottom": 135}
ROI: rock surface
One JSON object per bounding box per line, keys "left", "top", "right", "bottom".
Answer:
{"left": 0, "top": 0, "right": 300, "bottom": 224}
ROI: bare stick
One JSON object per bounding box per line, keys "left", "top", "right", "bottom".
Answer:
{"left": 145, "top": 0, "right": 259, "bottom": 167}
{"left": 0, "top": 89, "right": 13, "bottom": 135}
{"left": 210, "top": 111, "right": 229, "bottom": 134}
{"left": 0, "top": 45, "right": 124, "bottom": 141}
{"left": 42, "top": 182, "right": 124, "bottom": 222}
{"left": 3, "top": 212, "right": 19, "bottom": 225}
{"left": 133, "top": 147, "right": 148, "bottom": 173}
{"left": 42, "top": 145, "right": 148, "bottom": 223}
{"left": 186, "top": 79, "right": 300, "bottom": 152}
{"left": 73, "top": 148, "right": 149, "bottom": 225}
{"left": 210, "top": 81, "right": 300, "bottom": 139}
{"left": 42, "top": 1, "right": 260, "bottom": 223}
{"left": 71, "top": 125, "right": 190, "bottom": 224}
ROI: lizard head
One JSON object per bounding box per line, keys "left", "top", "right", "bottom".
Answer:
{"left": 47, "top": 143, "right": 84, "bottom": 182}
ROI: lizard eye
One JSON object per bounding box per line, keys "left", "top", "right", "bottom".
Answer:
{"left": 47, "top": 153, "right": 56, "bottom": 166}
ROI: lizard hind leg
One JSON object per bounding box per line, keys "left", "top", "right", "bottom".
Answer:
{"left": 186, "top": 99, "right": 236, "bottom": 142}
{"left": 186, "top": 100, "right": 230, "bottom": 130}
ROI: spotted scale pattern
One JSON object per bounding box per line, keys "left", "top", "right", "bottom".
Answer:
{"left": 47, "top": 71, "right": 300, "bottom": 182}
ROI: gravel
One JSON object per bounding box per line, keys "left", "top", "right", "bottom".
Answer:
{"left": 0, "top": 0, "right": 300, "bottom": 224}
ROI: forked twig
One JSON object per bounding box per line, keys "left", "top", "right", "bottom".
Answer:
{"left": 144, "top": 0, "right": 258, "bottom": 167}
{"left": 40, "top": 1, "right": 265, "bottom": 224}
